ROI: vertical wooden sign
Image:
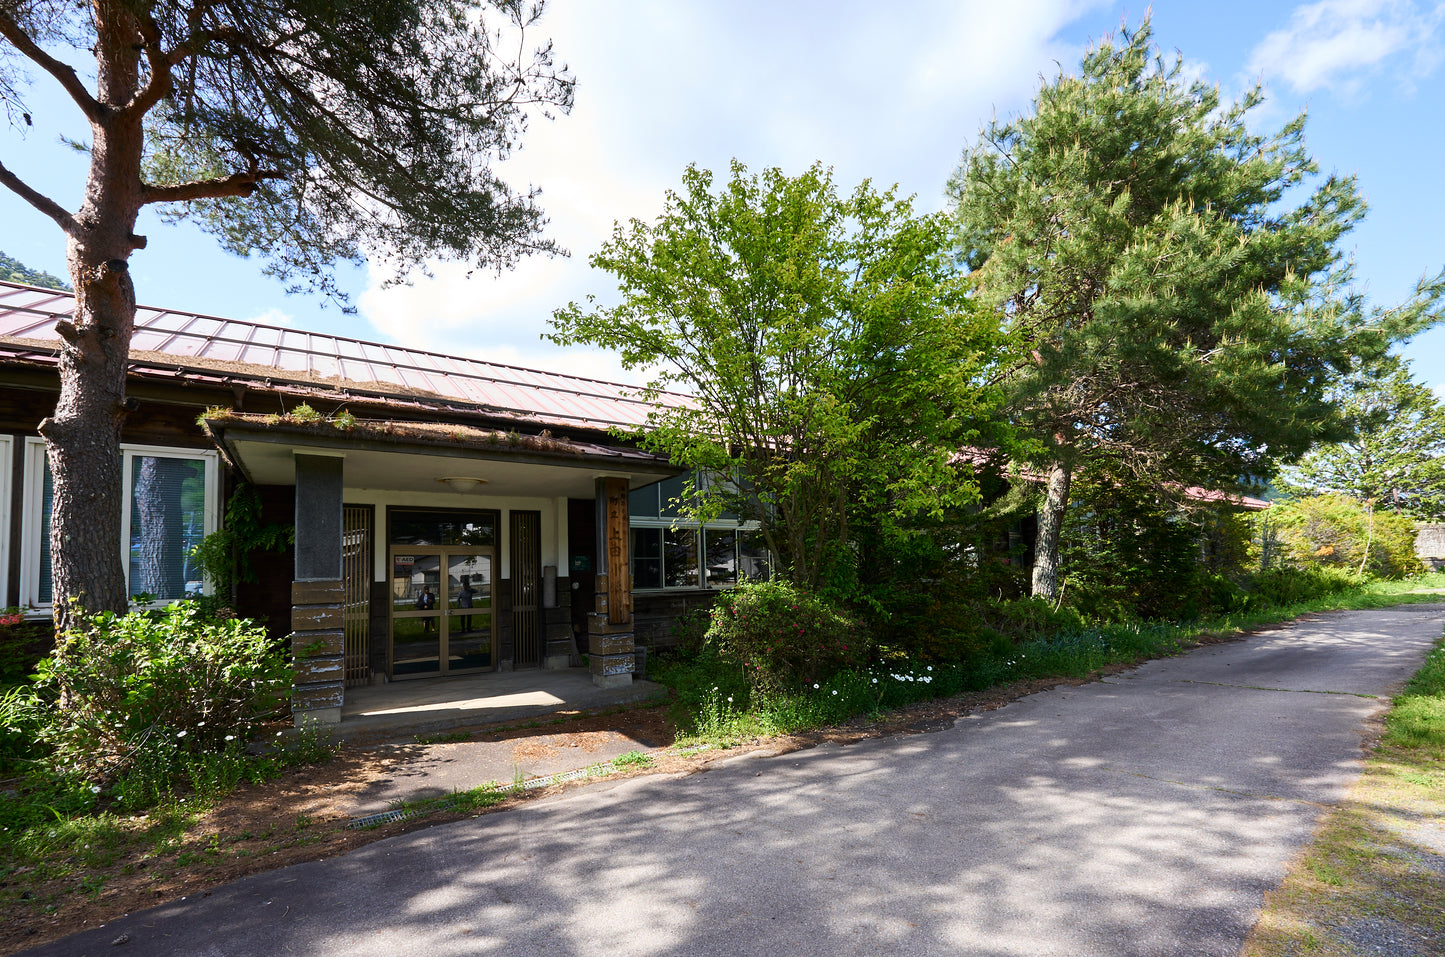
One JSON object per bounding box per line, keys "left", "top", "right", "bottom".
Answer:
{"left": 603, "top": 477, "right": 632, "bottom": 624}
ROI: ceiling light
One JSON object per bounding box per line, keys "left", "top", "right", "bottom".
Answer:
{"left": 438, "top": 476, "right": 487, "bottom": 493}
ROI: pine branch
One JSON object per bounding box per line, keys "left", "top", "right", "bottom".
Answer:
{"left": 0, "top": 160, "right": 80, "bottom": 235}
{"left": 140, "top": 169, "right": 282, "bottom": 205}
{"left": 0, "top": 11, "right": 105, "bottom": 124}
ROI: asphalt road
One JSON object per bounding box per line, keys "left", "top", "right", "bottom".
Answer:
{"left": 27, "top": 605, "right": 1445, "bottom": 957}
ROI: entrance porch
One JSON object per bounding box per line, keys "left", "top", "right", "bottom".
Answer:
{"left": 203, "top": 414, "right": 677, "bottom": 726}
{"left": 333, "top": 667, "right": 665, "bottom": 742}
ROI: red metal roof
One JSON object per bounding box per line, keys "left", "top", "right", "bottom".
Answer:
{"left": 0, "top": 279, "right": 683, "bottom": 432}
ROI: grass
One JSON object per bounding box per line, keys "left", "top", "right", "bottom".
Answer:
{"left": 0, "top": 726, "right": 338, "bottom": 909}
{"left": 1244, "top": 634, "right": 1445, "bottom": 956}
{"left": 653, "top": 572, "right": 1445, "bottom": 747}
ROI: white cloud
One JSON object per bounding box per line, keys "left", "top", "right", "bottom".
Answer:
{"left": 356, "top": 0, "right": 1108, "bottom": 379}
{"left": 245, "top": 307, "right": 295, "bottom": 327}
{"left": 1246, "top": 0, "right": 1445, "bottom": 95}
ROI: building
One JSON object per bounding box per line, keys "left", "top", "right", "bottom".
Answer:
{"left": 0, "top": 279, "right": 760, "bottom": 725}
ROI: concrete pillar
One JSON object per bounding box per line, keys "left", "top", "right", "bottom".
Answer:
{"left": 588, "top": 476, "right": 634, "bottom": 688}
{"left": 291, "top": 453, "right": 345, "bottom": 726}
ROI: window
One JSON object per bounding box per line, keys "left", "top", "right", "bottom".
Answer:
{"left": 21, "top": 439, "right": 220, "bottom": 608}
{"left": 628, "top": 473, "right": 770, "bottom": 591}
{"left": 0, "top": 435, "right": 10, "bottom": 609}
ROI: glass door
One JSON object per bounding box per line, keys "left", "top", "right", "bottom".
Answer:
{"left": 446, "top": 552, "right": 493, "bottom": 672}
{"left": 389, "top": 546, "right": 495, "bottom": 679}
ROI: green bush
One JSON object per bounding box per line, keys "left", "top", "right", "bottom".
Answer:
{"left": 31, "top": 602, "right": 291, "bottom": 787}
{"left": 1271, "top": 494, "right": 1422, "bottom": 578}
{"left": 0, "top": 608, "right": 55, "bottom": 686}
{"left": 707, "top": 580, "right": 871, "bottom": 694}
{"left": 0, "top": 684, "right": 45, "bottom": 774}
{"left": 1239, "top": 564, "right": 1363, "bottom": 608}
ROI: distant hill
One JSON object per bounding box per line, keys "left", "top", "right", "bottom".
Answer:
{"left": 0, "top": 252, "right": 71, "bottom": 291}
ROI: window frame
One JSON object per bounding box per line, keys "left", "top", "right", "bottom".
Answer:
{"left": 21, "top": 438, "right": 221, "bottom": 610}
{"left": 0, "top": 435, "right": 10, "bottom": 610}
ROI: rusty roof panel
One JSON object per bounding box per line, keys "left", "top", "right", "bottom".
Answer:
{"left": 0, "top": 279, "right": 683, "bottom": 432}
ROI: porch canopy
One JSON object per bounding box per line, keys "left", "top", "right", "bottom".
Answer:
{"left": 203, "top": 414, "right": 675, "bottom": 499}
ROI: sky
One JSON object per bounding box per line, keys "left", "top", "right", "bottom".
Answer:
{"left": 2, "top": 0, "right": 1443, "bottom": 391}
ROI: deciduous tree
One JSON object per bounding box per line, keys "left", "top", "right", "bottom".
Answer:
{"left": 948, "top": 19, "right": 1441, "bottom": 600}
{"left": 551, "top": 161, "right": 1003, "bottom": 592}
{"left": 0, "top": 0, "right": 572, "bottom": 629}
{"left": 1282, "top": 358, "right": 1445, "bottom": 519}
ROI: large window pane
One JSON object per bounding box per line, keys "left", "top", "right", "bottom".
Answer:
{"left": 631, "top": 527, "right": 663, "bottom": 589}
{"left": 663, "top": 526, "right": 699, "bottom": 587}
{"left": 129, "top": 456, "right": 208, "bottom": 600}
{"left": 390, "top": 509, "right": 496, "bottom": 546}
{"left": 38, "top": 466, "right": 53, "bottom": 604}
{"left": 628, "top": 485, "right": 659, "bottom": 519}
{"left": 739, "top": 530, "right": 771, "bottom": 582}
{"left": 703, "top": 528, "right": 737, "bottom": 587}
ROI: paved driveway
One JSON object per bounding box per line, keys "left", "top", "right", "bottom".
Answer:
{"left": 27, "top": 605, "right": 1445, "bottom": 957}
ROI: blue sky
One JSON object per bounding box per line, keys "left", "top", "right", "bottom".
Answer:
{"left": 2, "top": 0, "right": 1442, "bottom": 390}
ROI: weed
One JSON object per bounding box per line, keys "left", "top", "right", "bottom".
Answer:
{"left": 417, "top": 730, "right": 473, "bottom": 744}
{"left": 613, "top": 750, "right": 654, "bottom": 768}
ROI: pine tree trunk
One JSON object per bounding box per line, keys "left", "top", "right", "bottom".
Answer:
{"left": 41, "top": 35, "right": 149, "bottom": 633}
{"left": 1031, "top": 459, "right": 1072, "bottom": 601}
{"left": 42, "top": 250, "right": 137, "bottom": 633}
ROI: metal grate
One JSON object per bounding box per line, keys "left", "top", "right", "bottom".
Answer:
{"left": 511, "top": 511, "right": 541, "bottom": 667}
{"left": 342, "top": 507, "right": 373, "bottom": 687}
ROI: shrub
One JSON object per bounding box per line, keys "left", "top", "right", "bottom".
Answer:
{"left": 0, "top": 684, "right": 45, "bottom": 774}
{"left": 0, "top": 609, "right": 55, "bottom": 686}
{"left": 31, "top": 602, "right": 291, "bottom": 786}
{"left": 707, "top": 580, "right": 871, "bottom": 695}
{"left": 1239, "top": 565, "right": 1362, "bottom": 608}
{"left": 1271, "top": 494, "right": 1422, "bottom": 578}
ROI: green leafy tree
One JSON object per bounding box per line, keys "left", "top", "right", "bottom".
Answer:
{"left": 1282, "top": 358, "right": 1445, "bottom": 519}
{"left": 947, "top": 19, "right": 1442, "bottom": 601}
{"left": 1271, "top": 494, "right": 1421, "bottom": 578}
{"left": 0, "top": 0, "right": 572, "bottom": 630}
{"left": 0, "top": 250, "right": 71, "bottom": 289}
{"left": 551, "top": 161, "right": 1003, "bottom": 592}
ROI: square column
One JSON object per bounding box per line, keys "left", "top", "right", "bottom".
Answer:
{"left": 589, "top": 476, "right": 634, "bottom": 688}
{"left": 291, "top": 452, "right": 345, "bottom": 725}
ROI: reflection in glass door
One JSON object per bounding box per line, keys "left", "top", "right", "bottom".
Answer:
{"left": 447, "top": 553, "right": 492, "bottom": 671}
{"left": 389, "top": 547, "right": 494, "bottom": 678}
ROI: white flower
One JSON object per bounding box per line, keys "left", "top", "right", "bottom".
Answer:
{"left": 176, "top": 730, "right": 187, "bottom": 738}
{"left": 927, "top": 666, "right": 933, "bottom": 672}
{"left": 831, "top": 690, "right": 837, "bottom": 696}
{"left": 727, "top": 696, "right": 733, "bottom": 703}
{"left": 225, "top": 735, "right": 236, "bottom": 742}
{"left": 872, "top": 678, "right": 878, "bottom": 684}
{"left": 813, "top": 683, "right": 819, "bottom": 689}
{"left": 90, "top": 785, "right": 101, "bottom": 794}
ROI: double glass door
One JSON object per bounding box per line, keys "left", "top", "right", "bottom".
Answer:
{"left": 390, "top": 547, "right": 494, "bottom": 678}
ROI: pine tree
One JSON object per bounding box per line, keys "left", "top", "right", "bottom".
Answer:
{"left": 948, "top": 19, "right": 1442, "bottom": 600}
{"left": 1, "top": 0, "right": 572, "bottom": 629}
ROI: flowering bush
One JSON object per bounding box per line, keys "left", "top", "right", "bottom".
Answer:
{"left": 31, "top": 602, "right": 291, "bottom": 786}
{"left": 707, "top": 579, "right": 871, "bottom": 695}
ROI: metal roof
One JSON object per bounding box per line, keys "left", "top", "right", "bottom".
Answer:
{"left": 0, "top": 279, "right": 680, "bottom": 433}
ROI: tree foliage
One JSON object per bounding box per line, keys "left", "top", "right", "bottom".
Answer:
{"left": 947, "top": 18, "right": 1443, "bottom": 600}
{"left": 1281, "top": 358, "right": 1445, "bottom": 520}
{"left": 552, "top": 161, "right": 1004, "bottom": 592}
{"left": 0, "top": 0, "right": 572, "bottom": 626}
{"left": 0, "top": 249, "right": 70, "bottom": 289}
{"left": 1270, "top": 494, "right": 1422, "bottom": 579}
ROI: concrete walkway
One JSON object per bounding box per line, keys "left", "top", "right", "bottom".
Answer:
{"left": 335, "top": 668, "right": 664, "bottom": 741}
{"left": 24, "top": 605, "right": 1445, "bottom": 957}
